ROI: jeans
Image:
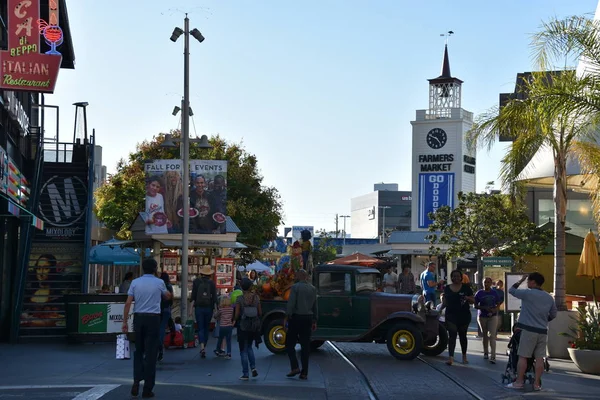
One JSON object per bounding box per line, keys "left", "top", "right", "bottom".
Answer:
{"left": 195, "top": 307, "right": 213, "bottom": 348}
{"left": 133, "top": 314, "right": 160, "bottom": 393}
{"left": 285, "top": 314, "right": 313, "bottom": 375}
{"left": 238, "top": 333, "right": 256, "bottom": 376}
{"left": 446, "top": 320, "right": 469, "bottom": 357}
{"left": 159, "top": 309, "right": 171, "bottom": 352}
{"left": 424, "top": 291, "right": 437, "bottom": 306}
{"left": 216, "top": 326, "right": 233, "bottom": 355}
{"left": 478, "top": 315, "right": 499, "bottom": 359}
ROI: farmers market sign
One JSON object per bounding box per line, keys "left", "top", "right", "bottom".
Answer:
{"left": 482, "top": 257, "right": 514, "bottom": 267}
{"left": 78, "top": 303, "right": 133, "bottom": 333}
{"left": 0, "top": 0, "right": 63, "bottom": 93}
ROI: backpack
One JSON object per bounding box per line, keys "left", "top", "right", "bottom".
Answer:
{"left": 195, "top": 279, "right": 212, "bottom": 307}
{"left": 239, "top": 294, "right": 261, "bottom": 333}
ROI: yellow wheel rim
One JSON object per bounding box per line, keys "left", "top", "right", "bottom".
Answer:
{"left": 269, "top": 325, "right": 286, "bottom": 350}
{"left": 392, "top": 329, "right": 415, "bottom": 355}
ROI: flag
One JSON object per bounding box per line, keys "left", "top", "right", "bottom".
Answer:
{"left": 8, "top": 201, "right": 19, "bottom": 217}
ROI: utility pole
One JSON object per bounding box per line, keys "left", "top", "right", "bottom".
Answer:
{"left": 335, "top": 214, "right": 339, "bottom": 238}
{"left": 340, "top": 215, "right": 350, "bottom": 247}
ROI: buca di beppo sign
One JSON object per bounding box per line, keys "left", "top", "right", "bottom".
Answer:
{"left": 0, "top": 0, "right": 63, "bottom": 93}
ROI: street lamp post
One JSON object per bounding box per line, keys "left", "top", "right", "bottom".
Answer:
{"left": 340, "top": 215, "right": 350, "bottom": 247}
{"left": 168, "top": 14, "right": 205, "bottom": 321}
{"left": 379, "top": 206, "right": 390, "bottom": 244}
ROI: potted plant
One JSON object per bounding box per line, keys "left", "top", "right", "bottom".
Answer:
{"left": 562, "top": 304, "right": 600, "bottom": 375}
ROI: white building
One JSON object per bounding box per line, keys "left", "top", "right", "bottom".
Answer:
{"left": 410, "top": 45, "right": 476, "bottom": 231}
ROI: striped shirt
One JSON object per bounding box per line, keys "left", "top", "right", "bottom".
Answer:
{"left": 217, "top": 305, "right": 234, "bottom": 327}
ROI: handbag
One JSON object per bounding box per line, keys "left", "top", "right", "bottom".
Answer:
{"left": 116, "top": 334, "right": 130, "bottom": 360}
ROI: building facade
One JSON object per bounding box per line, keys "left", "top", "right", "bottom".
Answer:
{"left": 351, "top": 184, "right": 412, "bottom": 240}
{"left": 410, "top": 45, "right": 476, "bottom": 231}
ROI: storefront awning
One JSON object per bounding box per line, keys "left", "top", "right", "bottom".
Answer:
{"left": 89, "top": 239, "right": 150, "bottom": 265}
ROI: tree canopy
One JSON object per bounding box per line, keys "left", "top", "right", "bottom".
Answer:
{"left": 427, "top": 192, "right": 552, "bottom": 288}
{"left": 94, "top": 131, "right": 284, "bottom": 248}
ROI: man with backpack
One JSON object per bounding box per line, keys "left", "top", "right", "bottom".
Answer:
{"left": 191, "top": 265, "right": 217, "bottom": 358}
{"left": 284, "top": 269, "right": 317, "bottom": 380}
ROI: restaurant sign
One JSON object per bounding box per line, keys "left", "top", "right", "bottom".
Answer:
{"left": 0, "top": 0, "right": 63, "bottom": 93}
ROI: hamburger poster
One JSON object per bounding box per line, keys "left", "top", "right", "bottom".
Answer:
{"left": 143, "top": 159, "right": 228, "bottom": 235}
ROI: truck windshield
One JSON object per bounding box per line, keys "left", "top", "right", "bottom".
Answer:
{"left": 355, "top": 273, "right": 378, "bottom": 293}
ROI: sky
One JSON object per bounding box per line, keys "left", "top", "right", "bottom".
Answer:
{"left": 45, "top": 0, "right": 599, "bottom": 236}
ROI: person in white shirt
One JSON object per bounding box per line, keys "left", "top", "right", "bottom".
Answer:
{"left": 145, "top": 176, "right": 169, "bottom": 234}
{"left": 383, "top": 266, "right": 398, "bottom": 294}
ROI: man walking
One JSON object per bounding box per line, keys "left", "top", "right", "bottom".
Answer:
{"left": 285, "top": 269, "right": 317, "bottom": 380}
{"left": 420, "top": 262, "right": 438, "bottom": 305}
{"left": 122, "top": 258, "right": 171, "bottom": 398}
{"left": 382, "top": 265, "right": 398, "bottom": 294}
{"left": 191, "top": 265, "right": 217, "bottom": 358}
{"left": 506, "top": 272, "right": 557, "bottom": 391}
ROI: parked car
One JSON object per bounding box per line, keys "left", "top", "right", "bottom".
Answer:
{"left": 261, "top": 264, "right": 448, "bottom": 360}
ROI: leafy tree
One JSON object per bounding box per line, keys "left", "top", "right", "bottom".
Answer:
{"left": 94, "top": 131, "right": 284, "bottom": 248}
{"left": 427, "top": 192, "right": 552, "bottom": 289}
{"left": 312, "top": 229, "right": 338, "bottom": 265}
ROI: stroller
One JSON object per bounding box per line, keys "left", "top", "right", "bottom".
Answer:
{"left": 501, "top": 328, "right": 550, "bottom": 384}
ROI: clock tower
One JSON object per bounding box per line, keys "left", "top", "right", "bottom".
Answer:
{"left": 410, "top": 44, "right": 476, "bottom": 231}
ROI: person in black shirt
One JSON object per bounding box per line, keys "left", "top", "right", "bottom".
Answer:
{"left": 441, "top": 270, "right": 474, "bottom": 366}
{"left": 191, "top": 265, "right": 217, "bottom": 358}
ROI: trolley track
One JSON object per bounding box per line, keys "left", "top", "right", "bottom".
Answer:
{"left": 328, "top": 341, "right": 486, "bottom": 400}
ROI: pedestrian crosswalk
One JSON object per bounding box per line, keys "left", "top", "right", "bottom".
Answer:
{"left": 0, "top": 385, "right": 118, "bottom": 400}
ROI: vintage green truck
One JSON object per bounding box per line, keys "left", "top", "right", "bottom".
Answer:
{"left": 260, "top": 264, "right": 448, "bottom": 360}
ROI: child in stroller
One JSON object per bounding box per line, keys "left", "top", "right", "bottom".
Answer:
{"left": 501, "top": 326, "right": 550, "bottom": 385}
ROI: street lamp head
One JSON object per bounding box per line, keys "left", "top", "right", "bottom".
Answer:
{"left": 170, "top": 27, "right": 184, "bottom": 42}
{"left": 196, "top": 134, "right": 212, "bottom": 149}
{"left": 172, "top": 106, "right": 181, "bottom": 116}
{"left": 190, "top": 28, "right": 205, "bottom": 43}
{"left": 189, "top": 107, "right": 194, "bottom": 117}
{"left": 161, "top": 134, "right": 178, "bottom": 148}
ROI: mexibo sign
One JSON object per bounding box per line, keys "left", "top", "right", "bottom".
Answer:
{"left": 0, "top": 0, "right": 63, "bottom": 93}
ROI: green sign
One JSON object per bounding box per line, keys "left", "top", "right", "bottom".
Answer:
{"left": 78, "top": 304, "right": 108, "bottom": 333}
{"left": 482, "top": 257, "right": 514, "bottom": 266}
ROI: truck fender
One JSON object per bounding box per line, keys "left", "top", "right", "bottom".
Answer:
{"left": 262, "top": 309, "right": 286, "bottom": 325}
{"left": 376, "top": 311, "right": 425, "bottom": 329}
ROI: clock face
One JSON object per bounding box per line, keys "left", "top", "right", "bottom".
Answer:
{"left": 426, "top": 128, "right": 447, "bottom": 149}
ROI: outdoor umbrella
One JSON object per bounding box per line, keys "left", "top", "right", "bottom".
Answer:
{"left": 577, "top": 230, "right": 600, "bottom": 305}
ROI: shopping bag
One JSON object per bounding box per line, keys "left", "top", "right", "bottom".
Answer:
{"left": 116, "top": 334, "right": 130, "bottom": 360}
{"left": 212, "top": 321, "right": 220, "bottom": 338}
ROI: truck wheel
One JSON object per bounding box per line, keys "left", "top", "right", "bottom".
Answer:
{"left": 386, "top": 322, "right": 423, "bottom": 360}
{"left": 420, "top": 322, "right": 448, "bottom": 357}
{"left": 264, "top": 319, "right": 287, "bottom": 354}
{"left": 310, "top": 340, "right": 325, "bottom": 351}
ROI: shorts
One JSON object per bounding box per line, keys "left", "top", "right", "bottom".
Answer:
{"left": 517, "top": 329, "right": 547, "bottom": 359}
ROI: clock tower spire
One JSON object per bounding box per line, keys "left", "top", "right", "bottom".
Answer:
{"left": 427, "top": 44, "right": 463, "bottom": 118}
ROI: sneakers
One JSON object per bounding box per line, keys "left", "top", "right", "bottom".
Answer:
{"left": 200, "top": 349, "right": 206, "bottom": 359}
{"left": 483, "top": 354, "right": 489, "bottom": 360}
{"left": 490, "top": 358, "right": 496, "bottom": 364}
{"left": 239, "top": 375, "right": 249, "bottom": 381}
{"left": 224, "top": 354, "right": 231, "bottom": 360}
{"left": 252, "top": 369, "right": 258, "bottom": 377}
{"left": 214, "top": 349, "right": 224, "bottom": 357}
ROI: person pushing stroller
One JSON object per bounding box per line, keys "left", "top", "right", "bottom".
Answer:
{"left": 506, "top": 273, "right": 557, "bottom": 391}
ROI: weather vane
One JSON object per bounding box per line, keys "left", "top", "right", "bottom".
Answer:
{"left": 440, "top": 30, "right": 454, "bottom": 45}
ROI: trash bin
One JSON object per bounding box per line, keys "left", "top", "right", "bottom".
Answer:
{"left": 499, "top": 312, "right": 511, "bottom": 332}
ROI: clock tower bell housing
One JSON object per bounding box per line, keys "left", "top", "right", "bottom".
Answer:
{"left": 410, "top": 45, "right": 476, "bottom": 231}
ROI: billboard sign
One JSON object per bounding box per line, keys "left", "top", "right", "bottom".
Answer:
{"left": 418, "top": 173, "right": 454, "bottom": 228}
{"left": 0, "top": 0, "right": 63, "bottom": 93}
{"left": 215, "top": 258, "right": 234, "bottom": 289}
{"left": 143, "top": 159, "right": 228, "bottom": 235}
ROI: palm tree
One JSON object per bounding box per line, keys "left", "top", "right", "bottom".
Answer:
{"left": 469, "top": 69, "right": 597, "bottom": 311}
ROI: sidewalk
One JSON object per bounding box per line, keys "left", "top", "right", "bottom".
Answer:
{"left": 0, "top": 339, "right": 327, "bottom": 399}
{"left": 423, "top": 335, "right": 600, "bottom": 400}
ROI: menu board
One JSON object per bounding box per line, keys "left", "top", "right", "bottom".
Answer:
{"left": 215, "top": 258, "right": 234, "bottom": 289}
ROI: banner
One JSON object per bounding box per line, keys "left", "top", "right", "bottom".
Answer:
{"left": 78, "top": 303, "right": 133, "bottom": 333}
{"left": 215, "top": 258, "right": 234, "bottom": 289}
{"left": 143, "top": 159, "right": 228, "bottom": 235}
{"left": 189, "top": 160, "right": 227, "bottom": 234}
{"left": 418, "top": 173, "right": 454, "bottom": 228}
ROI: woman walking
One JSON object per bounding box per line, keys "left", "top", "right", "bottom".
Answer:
{"left": 233, "top": 278, "right": 262, "bottom": 380}
{"left": 442, "top": 270, "right": 474, "bottom": 366}
{"left": 475, "top": 277, "right": 501, "bottom": 363}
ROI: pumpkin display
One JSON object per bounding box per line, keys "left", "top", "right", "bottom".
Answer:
{"left": 262, "top": 282, "right": 272, "bottom": 294}
{"left": 283, "top": 288, "right": 291, "bottom": 301}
